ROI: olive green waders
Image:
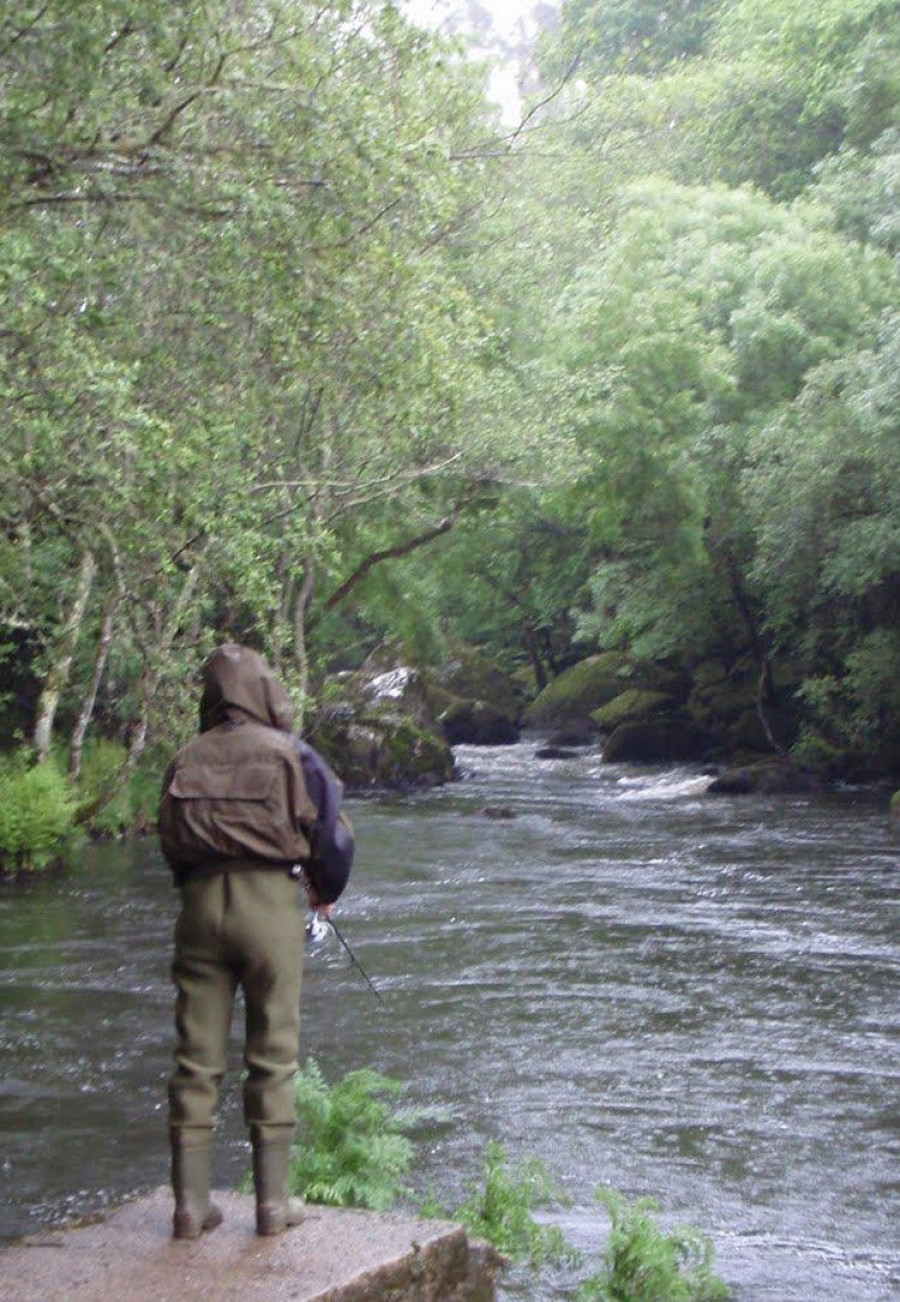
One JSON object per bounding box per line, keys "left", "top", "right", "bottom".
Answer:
{"left": 169, "top": 868, "right": 306, "bottom": 1237}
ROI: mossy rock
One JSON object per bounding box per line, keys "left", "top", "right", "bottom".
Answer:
{"left": 689, "top": 656, "right": 806, "bottom": 733}
{"left": 690, "top": 659, "right": 729, "bottom": 691}
{"left": 602, "top": 718, "right": 719, "bottom": 764}
{"left": 438, "top": 696, "right": 519, "bottom": 746}
{"left": 429, "top": 646, "right": 524, "bottom": 720}
{"left": 591, "top": 689, "right": 675, "bottom": 732}
{"left": 523, "top": 652, "right": 631, "bottom": 729}
{"left": 425, "top": 646, "right": 523, "bottom": 745}
{"left": 891, "top": 790, "right": 900, "bottom": 818}
{"left": 688, "top": 676, "right": 759, "bottom": 729}
{"left": 629, "top": 660, "right": 690, "bottom": 697}
{"left": 308, "top": 709, "right": 454, "bottom": 790}
{"left": 707, "top": 761, "right": 822, "bottom": 796}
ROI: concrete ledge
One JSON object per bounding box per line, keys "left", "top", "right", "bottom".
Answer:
{"left": 0, "top": 1189, "right": 502, "bottom": 1302}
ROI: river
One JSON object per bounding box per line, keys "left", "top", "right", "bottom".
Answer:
{"left": 1, "top": 742, "right": 898, "bottom": 1300}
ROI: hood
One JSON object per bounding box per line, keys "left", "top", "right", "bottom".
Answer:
{"left": 198, "top": 643, "right": 294, "bottom": 733}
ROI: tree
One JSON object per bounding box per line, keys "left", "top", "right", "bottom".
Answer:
{"left": 744, "top": 311, "right": 900, "bottom": 761}
{"left": 0, "top": 0, "right": 520, "bottom": 767}
{"left": 539, "top": 177, "right": 896, "bottom": 680}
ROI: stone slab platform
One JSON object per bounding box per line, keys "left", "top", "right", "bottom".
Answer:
{"left": 0, "top": 1189, "right": 501, "bottom": 1302}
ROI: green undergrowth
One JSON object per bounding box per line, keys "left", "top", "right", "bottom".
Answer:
{"left": 426, "top": 1139, "right": 579, "bottom": 1272}
{"left": 247, "top": 1063, "right": 729, "bottom": 1299}
{"left": 73, "top": 740, "right": 161, "bottom": 837}
{"left": 0, "top": 752, "right": 77, "bottom": 875}
{"left": 0, "top": 740, "right": 163, "bottom": 875}
{"left": 238, "top": 1059, "right": 433, "bottom": 1211}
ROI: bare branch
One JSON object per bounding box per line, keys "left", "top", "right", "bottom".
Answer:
{"left": 504, "top": 53, "right": 582, "bottom": 149}
{"left": 252, "top": 451, "right": 465, "bottom": 500}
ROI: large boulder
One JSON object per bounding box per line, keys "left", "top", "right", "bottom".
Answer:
{"left": 307, "top": 664, "right": 455, "bottom": 790}
{"left": 707, "top": 761, "right": 823, "bottom": 796}
{"left": 687, "top": 656, "right": 804, "bottom": 754}
{"left": 524, "top": 653, "right": 691, "bottom": 734}
{"left": 523, "top": 653, "right": 632, "bottom": 731}
{"left": 436, "top": 697, "right": 520, "bottom": 746}
{"left": 590, "top": 688, "right": 678, "bottom": 732}
{"left": 425, "top": 645, "right": 524, "bottom": 746}
{"left": 602, "top": 718, "right": 720, "bottom": 764}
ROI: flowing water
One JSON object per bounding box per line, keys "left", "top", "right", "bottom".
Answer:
{"left": 1, "top": 742, "right": 898, "bottom": 1300}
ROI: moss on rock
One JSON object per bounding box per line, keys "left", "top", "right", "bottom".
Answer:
{"left": 425, "top": 646, "right": 523, "bottom": 745}
{"left": 311, "top": 711, "right": 454, "bottom": 789}
{"left": 591, "top": 689, "right": 675, "bottom": 732}
{"left": 523, "top": 653, "right": 630, "bottom": 729}
{"left": 437, "top": 696, "right": 519, "bottom": 746}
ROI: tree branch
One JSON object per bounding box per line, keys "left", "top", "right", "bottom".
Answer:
{"left": 323, "top": 516, "right": 456, "bottom": 612}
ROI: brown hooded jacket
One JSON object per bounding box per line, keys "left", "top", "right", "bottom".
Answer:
{"left": 159, "top": 644, "right": 317, "bottom": 881}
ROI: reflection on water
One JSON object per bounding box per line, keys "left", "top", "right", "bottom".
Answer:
{"left": 1, "top": 743, "right": 898, "bottom": 1301}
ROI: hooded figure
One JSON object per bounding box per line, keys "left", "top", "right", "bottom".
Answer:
{"left": 160, "top": 644, "right": 349, "bottom": 1240}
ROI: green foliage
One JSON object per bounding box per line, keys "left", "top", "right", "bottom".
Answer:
{"left": 0, "top": 0, "right": 516, "bottom": 759}
{"left": 577, "top": 1189, "right": 730, "bottom": 1302}
{"left": 546, "top": 0, "right": 723, "bottom": 78}
{"left": 1, "top": 0, "right": 899, "bottom": 776}
{"left": 0, "top": 754, "right": 76, "bottom": 874}
{"left": 442, "top": 1141, "right": 578, "bottom": 1271}
{"left": 74, "top": 741, "right": 161, "bottom": 837}
{"left": 283, "top": 1060, "right": 423, "bottom": 1212}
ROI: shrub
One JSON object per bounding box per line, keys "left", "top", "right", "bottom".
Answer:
{"left": 0, "top": 754, "right": 76, "bottom": 874}
{"left": 577, "top": 1189, "right": 730, "bottom": 1302}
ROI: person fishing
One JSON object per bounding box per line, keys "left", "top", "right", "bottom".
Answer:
{"left": 158, "top": 643, "right": 354, "bottom": 1240}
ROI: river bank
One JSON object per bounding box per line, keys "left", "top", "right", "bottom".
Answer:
{"left": 0, "top": 1189, "right": 500, "bottom": 1302}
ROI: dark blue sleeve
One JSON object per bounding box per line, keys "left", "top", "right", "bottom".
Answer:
{"left": 293, "top": 737, "right": 355, "bottom": 904}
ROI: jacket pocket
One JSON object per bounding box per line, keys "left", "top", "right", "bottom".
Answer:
{"left": 162, "top": 761, "right": 308, "bottom": 865}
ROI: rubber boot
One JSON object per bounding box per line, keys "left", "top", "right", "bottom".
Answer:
{"left": 171, "top": 1131, "right": 224, "bottom": 1240}
{"left": 252, "top": 1136, "right": 305, "bottom": 1236}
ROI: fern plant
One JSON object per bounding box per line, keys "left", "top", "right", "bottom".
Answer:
{"left": 284, "top": 1059, "right": 424, "bottom": 1211}
{"left": 438, "top": 1141, "right": 579, "bottom": 1271}
{"left": 577, "top": 1189, "right": 730, "bottom": 1302}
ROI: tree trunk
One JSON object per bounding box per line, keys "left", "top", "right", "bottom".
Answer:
{"left": 68, "top": 595, "right": 117, "bottom": 780}
{"left": 756, "top": 656, "right": 787, "bottom": 757}
{"left": 32, "top": 549, "right": 97, "bottom": 761}
{"left": 522, "top": 623, "right": 548, "bottom": 691}
{"left": 73, "top": 563, "right": 200, "bottom": 826}
{"left": 292, "top": 558, "right": 316, "bottom": 731}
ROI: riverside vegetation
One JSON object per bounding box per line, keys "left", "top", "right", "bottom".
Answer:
{"left": 1, "top": 0, "right": 899, "bottom": 874}
{"left": 276, "top": 1060, "right": 731, "bottom": 1301}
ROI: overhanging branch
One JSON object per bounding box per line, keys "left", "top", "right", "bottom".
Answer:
{"left": 322, "top": 516, "right": 455, "bottom": 611}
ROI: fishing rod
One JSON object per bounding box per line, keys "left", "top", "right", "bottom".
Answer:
{"left": 311, "top": 912, "right": 385, "bottom": 1006}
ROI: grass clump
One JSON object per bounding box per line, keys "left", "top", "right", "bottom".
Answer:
{"left": 0, "top": 753, "right": 76, "bottom": 875}
{"left": 577, "top": 1189, "right": 729, "bottom": 1301}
